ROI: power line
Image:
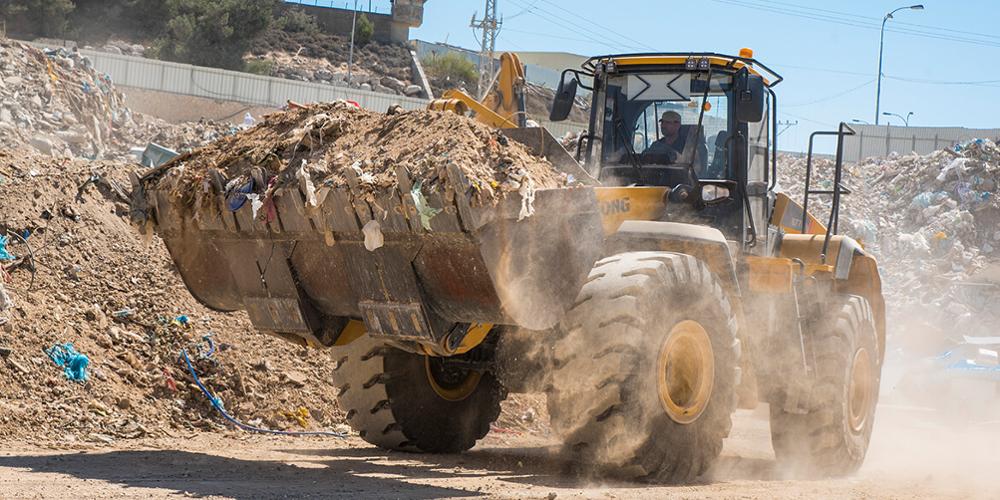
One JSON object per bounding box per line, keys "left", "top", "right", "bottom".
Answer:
{"left": 784, "top": 79, "right": 876, "bottom": 107}
{"left": 751, "top": 0, "right": 1000, "bottom": 42}
{"left": 505, "top": 0, "right": 647, "bottom": 52}
{"left": 535, "top": 0, "right": 656, "bottom": 51}
{"left": 710, "top": 0, "right": 1000, "bottom": 49}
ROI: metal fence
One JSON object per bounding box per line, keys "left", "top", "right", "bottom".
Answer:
{"left": 842, "top": 124, "right": 1000, "bottom": 162}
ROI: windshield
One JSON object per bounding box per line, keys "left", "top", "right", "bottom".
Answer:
{"left": 596, "top": 72, "right": 733, "bottom": 184}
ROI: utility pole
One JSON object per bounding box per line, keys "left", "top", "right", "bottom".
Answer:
{"left": 347, "top": 0, "right": 358, "bottom": 86}
{"left": 471, "top": 0, "right": 501, "bottom": 99}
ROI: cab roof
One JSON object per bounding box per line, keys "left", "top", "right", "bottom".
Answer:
{"left": 584, "top": 52, "right": 783, "bottom": 87}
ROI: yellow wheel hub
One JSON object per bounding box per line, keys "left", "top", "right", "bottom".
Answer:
{"left": 657, "top": 320, "right": 715, "bottom": 424}
{"left": 424, "top": 357, "right": 482, "bottom": 402}
{"left": 848, "top": 347, "right": 873, "bottom": 432}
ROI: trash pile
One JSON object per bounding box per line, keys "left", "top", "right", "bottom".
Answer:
{"left": 145, "top": 101, "right": 565, "bottom": 220}
{"left": 0, "top": 148, "right": 353, "bottom": 443}
{"left": 0, "top": 39, "right": 235, "bottom": 161}
{"left": 779, "top": 139, "right": 1000, "bottom": 353}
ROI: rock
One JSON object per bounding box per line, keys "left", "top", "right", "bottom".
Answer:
{"left": 313, "top": 69, "right": 334, "bottom": 81}
{"left": 381, "top": 76, "right": 406, "bottom": 92}
{"left": 360, "top": 83, "right": 372, "bottom": 91}
{"left": 284, "top": 370, "right": 309, "bottom": 387}
{"left": 0, "top": 108, "right": 11, "bottom": 123}
{"left": 403, "top": 84, "right": 424, "bottom": 97}
{"left": 30, "top": 135, "right": 55, "bottom": 155}
{"left": 102, "top": 45, "right": 123, "bottom": 55}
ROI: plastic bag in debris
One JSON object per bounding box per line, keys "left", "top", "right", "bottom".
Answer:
{"left": 45, "top": 343, "right": 90, "bottom": 381}
{"left": 910, "top": 191, "right": 950, "bottom": 209}
{"left": 0, "top": 234, "right": 14, "bottom": 261}
{"left": 410, "top": 180, "right": 441, "bottom": 230}
{"left": 363, "top": 220, "right": 384, "bottom": 251}
{"left": 297, "top": 161, "right": 318, "bottom": 208}
{"left": 0, "top": 281, "right": 14, "bottom": 312}
{"left": 243, "top": 112, "right": 256, "bottom": 128}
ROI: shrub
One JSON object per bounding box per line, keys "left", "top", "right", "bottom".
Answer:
{"left": 276, "top": 8, "right": 319, "bottom": 34}
{"left": 244, "top": 58, "right": 274, "bottom": 75}
{"left": 422, "top": 52, "right": 478, "bottom": 89}
{"left": 355, "top": 13, "right": 374, "bottom": 46}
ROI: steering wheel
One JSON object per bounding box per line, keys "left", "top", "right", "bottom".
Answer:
{"left": 638, "top": 147, "right": 680, "bottom": 166}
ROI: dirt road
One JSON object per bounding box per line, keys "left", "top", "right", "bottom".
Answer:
{"left": 2, "top": 404, "right": 994, "bottom": 499}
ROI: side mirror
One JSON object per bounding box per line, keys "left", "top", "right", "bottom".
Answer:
{"left": 550, "top": 73, "right": 579, "bottom": 122}
{"left": 734, "top": 69, "right": 765, "bottom": 123}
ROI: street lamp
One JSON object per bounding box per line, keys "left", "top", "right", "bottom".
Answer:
{"left": 882, "top": 111, "right": 914, "bottom": 126}
{"left": 875, "top": 4, "right": 924, "bottom": 125}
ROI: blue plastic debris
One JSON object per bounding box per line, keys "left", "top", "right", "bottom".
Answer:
{"left": 172, "top": 315, "right": 190, "bottom": 328}
{"left": 45, "top": 343, "right": 90, "bottom": 381}
{"left": 0, "top": 234, "right": 15, "bottom": 261}
{"left": 226, "top": 180, "right": 255, "bottom": 212}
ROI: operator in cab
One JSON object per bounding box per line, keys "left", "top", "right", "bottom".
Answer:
{"left": 643, "top": 110, "right": 708, "bottom": 173}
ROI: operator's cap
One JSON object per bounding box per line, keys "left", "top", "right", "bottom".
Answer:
{"left": 660, "top": 111, "right": 681, "bottom": 122}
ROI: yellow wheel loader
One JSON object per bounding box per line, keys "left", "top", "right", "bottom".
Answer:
{"left": 134, "top": 49, "right": 884, "bottom": 482}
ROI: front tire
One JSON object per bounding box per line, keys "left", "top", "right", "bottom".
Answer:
{"left": 546, "top": 252, "right": 741, "bottom": 483}
{"left": 769, "top": 294, "right": 880, "bottom": 477}
{"left": 331, "top": 334, "right": 506, "bottom": 453}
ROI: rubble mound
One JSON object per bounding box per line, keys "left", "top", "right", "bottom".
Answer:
{"left": 0, "top": 39, "right": 234, "bottom": 161}
{"left": 151, "top": 102, "right": 564, "bottom": 209}
{"left": 0, "top": 148, "right": 349, "bottom": 442}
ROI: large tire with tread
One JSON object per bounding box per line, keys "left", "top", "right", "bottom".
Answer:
{"left": 769, "top": 294, "right": 880, "bottom": 477}
{"left": 331, "top": 335, "right": 506, "bottom": 453}
{"left": 546, "top": 251, "right": 741, "bottom": 483}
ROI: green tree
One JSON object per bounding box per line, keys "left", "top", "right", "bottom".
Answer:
{"left": 355, "top": 13, "right": 374, "bottom": 46}
{"left": 422, "top": 52, "right": 478, "bottom": 90}
{"left": 154, "top": 0, "right": 278, "bottom": 70}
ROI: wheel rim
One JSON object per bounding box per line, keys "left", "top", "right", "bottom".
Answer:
{"left": 424, "top": 356, "right": 482, "bottom": 402}
{"left": 848, "top": 347, "right": 873, "bottom": 432}
{"left": 657, "top": 320, "right": 715, "bottom": 424}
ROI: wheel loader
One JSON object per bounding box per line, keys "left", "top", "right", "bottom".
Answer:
{"left": 132, "top": 48, "right": 885, "bottom": 482}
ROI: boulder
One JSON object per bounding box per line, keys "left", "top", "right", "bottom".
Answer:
{"left": 403, "top": 84, "right": 424, "bottom": 97}
{"left": 380, "top": 76, "right": 406, "bottom": 92}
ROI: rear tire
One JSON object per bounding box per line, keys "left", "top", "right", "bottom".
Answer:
{"left": 546, "top": 251, "right": 740, "bottom": 483}
{"left": 769, "top": 294, "right": 880, "bottom": 477}
{"left": 331, "top": 335, "right": 506, "bottom": 453}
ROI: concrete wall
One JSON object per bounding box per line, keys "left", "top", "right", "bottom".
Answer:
{"left": 284, "top": 0, "right": 426, "bottom": 44}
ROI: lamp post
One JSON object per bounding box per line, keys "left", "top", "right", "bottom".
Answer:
{"left": 883, "top": 111, "right": 914, "bottom": 126}
{"left": 347, "top": 0, "right": 358, "bottom": 86}
{"left": 851, "top": 119, "right": 871, "bottom": 125}
{"left": 875, "top": 4, "right": 923, "bottom": 125}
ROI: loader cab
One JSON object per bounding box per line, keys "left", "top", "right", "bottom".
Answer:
{"left": 551, "top": 51, "right": 782, "bottom": 250}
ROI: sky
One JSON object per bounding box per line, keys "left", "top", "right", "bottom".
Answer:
{"left": 405, "top": 0, "right": 1000, "bottom": 152}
